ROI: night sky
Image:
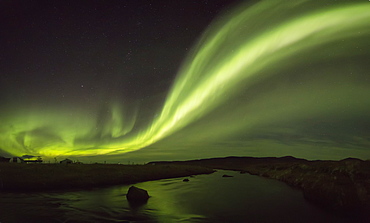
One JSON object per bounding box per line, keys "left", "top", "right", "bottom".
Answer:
{"left": 1, "top": 0, "right": 369, "bottom": 163}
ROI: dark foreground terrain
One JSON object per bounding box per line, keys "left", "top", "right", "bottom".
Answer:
{"left": 150, "top": 156, "right": 370, "bottom": 215}
{"left": 2, "top": 156, "right": 369, "bottom": 217}
{"left": 0, "top": 163, "right": 214, "bottom": 192}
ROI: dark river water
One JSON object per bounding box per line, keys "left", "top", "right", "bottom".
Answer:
{"left": 0, "top": 170, "right": 366, "bottom": 223}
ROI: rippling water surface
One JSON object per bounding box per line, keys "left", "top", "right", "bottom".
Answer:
{"left": 0, "top": 170, "right": 364, "bottom": 223}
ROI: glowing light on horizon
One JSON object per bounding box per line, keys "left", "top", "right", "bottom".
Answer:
{"left": 1, "top": 1, "right": 369, "bottom": 157}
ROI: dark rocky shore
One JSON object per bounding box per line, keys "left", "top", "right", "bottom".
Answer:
{"left": 150, "top": 156, "right": 370, "bottom": 215}
{"left": 0, "top": 163, "right": 214, "bottom": 192}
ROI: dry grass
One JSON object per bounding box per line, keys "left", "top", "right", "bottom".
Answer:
{"left": 0, "top": 163, "right": 214, "bottom": 192}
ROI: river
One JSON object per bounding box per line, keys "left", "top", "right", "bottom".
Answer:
{"left": 0, "top": 170, "right": 365, "bottom": 223}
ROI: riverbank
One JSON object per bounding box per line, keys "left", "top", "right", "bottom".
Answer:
{"left": 0, "top": 163, "right": 214, "bottom": 192}
{"left": 150, "top": 156, "right": 370, "bottom": 215}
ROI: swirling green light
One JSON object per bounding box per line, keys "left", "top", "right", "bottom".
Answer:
{"left": 1, "top": 0, "right": 369, "bottom": 158}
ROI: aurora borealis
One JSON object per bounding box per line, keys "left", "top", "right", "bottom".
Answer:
{"left": 1, "top": 0, "right": 370, "bottom": 162}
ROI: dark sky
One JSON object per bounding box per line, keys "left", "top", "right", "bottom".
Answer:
{"left": 1, "top": 0, "right": 238, "bottom": 101}
{"left": 1, "top": 0, "right": 369, "bottom": 162}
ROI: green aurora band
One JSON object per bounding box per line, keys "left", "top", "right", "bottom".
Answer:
{"left": 1, "top": 0, "right": 370, "bottom": 158}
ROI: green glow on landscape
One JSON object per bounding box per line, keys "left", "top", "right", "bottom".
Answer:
{"left": 1, "top": 1, "right": 369, "bottom": 158}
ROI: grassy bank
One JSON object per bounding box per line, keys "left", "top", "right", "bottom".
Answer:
{"left": 0, "top": 163, "right": 214, "bottom": 192}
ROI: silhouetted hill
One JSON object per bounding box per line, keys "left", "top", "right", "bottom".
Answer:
{"left": 149, "top": 156, "right": 309, "bottom": 171}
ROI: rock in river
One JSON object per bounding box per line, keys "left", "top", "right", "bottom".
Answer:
{"left": 126, "top": 186, "right": 150, "bottom": 204}
{"left": 222, "top": 174, "right": 233, "bottom": 178}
